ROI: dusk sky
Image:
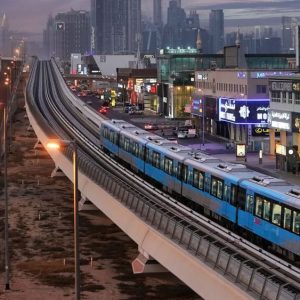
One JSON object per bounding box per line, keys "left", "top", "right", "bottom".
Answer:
{"left": 1, "top": 0, "right": 300, "bottom": 34}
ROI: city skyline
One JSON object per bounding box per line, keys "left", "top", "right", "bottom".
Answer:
{"left": 1, "top": 0, "right": 300, "bottom": 34}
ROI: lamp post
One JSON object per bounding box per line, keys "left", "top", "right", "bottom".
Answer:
{"left": 1, "top": 102, "right": 10, "bottom": 290}
{"left": 47, "top": 140, "right": 80, "bottom": 300}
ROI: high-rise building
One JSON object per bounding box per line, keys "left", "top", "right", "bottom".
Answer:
{"left": 43, "top": 15, "right": 55, "bottom": 58}
{"left": 209, "top": 9, "right": 224, "bottom": 53}
{"left": 0, "top": 13, "right": 10, "bottom": 56}
{"left": 153, "top": 0, "right": 162, "bottom": 28}
{"left": 53, "top": 10, "right": 90, "bottom": 61}
{"left": 282, "top": 16, "right": 295, "bottom": 53}
{"left": 90, "top": 0, "right": 141, "bottom": 55}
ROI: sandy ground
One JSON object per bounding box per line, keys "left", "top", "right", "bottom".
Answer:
{"left": 0, "top": 92, "right": 201, "bottom": 299}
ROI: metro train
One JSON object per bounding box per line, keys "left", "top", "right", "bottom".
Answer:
{"left": 100, "top": 119, "right": 300, "bottom": 261}
{"left": 48, "top": 58, "right": 300, "bottom": 261}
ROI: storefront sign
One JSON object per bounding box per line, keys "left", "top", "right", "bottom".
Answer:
{"left": 269, "top": 110, "right": 291, "bottom": 131}
{"left": 252, "top": 127, "right": 280, "bottom": 137}
{"left": 218, "top": 98, "right": 269, "bottom": 124}
{"left": 251, "top": 71, "right": 294, "bottom": 79}
{"left": 270, "top": 81, "right": 292, "bottom": 92}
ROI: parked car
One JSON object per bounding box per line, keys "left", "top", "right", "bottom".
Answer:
{"left": 128, "top": 106, "right": 143, "bottom": 115}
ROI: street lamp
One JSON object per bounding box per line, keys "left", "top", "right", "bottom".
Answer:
{"left": 0, "top": 102, "right": 10, "bottom": 290}
{"left": 46, "top": 139, "right": 80, "bottom": 300}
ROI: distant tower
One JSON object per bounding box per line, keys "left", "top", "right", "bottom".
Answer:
{"left": 235, "top": 27, "right": 240, "bottom": 47}
{"left": 1, "top": 13, "right": 10, "bottom": 56}
{"left": 153, "top": 0, "right": 162, "bottom": 27}
{"left": 196, "top": 29, "right": 202, "bottom": 53}
{"left": 209, "top": 9, "right": 224, "bottom": 53}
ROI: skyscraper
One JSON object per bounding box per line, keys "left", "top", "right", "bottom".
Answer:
{"left": 209, "top": 9, "right": 224, "bottom": 53}
{"left": 43, "top": 15, "right": 55, "bottom": 58}
{"left": 90, "top": 0, "right": 141, "bottom": 55}
{"left": 53, "top": 10, "right": 90, "bottom": 61}
{"left": 0, "top": 13, "right": 10, "bottom": 56}
{"left": 153, "top": 0, "right": 162, "bottom": 28}
{"left": 282, "top": 16, "right": 295, "bottom": 53}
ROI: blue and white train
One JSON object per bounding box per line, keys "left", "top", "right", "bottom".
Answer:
{"left": 100, "top": 119, "right": 300, "bottom": 261}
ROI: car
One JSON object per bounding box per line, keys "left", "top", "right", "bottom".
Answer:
{"left": 99, "top": 106, "right": 108, "bottom": 114}
{"left": 128, "top": 106, "right": 143, "bottom": 115}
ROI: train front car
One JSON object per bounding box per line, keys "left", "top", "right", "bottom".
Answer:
{"left": 239, "top": 176, "right": 300, "bottom": 261}
{"left": 100, "top": 120, "right": 134, "bottom": 156}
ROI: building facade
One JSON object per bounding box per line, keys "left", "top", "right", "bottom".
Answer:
{"left": 90, "top": 0, "right": 141, "bottom": 55}
{"left": 53, "top": 10, "right": 90, "bottom": 61}
{"left": 209, "top": 9, "right": 224, "bottom": 54}
{"left": 268, "top": 76, "right": 300, "bottom": 162}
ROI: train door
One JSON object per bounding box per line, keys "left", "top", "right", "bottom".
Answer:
{"left": 245, "top": 191, "right": 255, "bottom": 231}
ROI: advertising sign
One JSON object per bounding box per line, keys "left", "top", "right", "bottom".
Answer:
{"left": 191, "top": 98, "right": 203, "bottom": 117}
{"left": 269, "top": 110, "right": 291, "bottom": 131}
{"left": 219, "top": 98, "right": 269, "bottom": 124}
{"left": 236, "top": 144, "right": 246, "bottom": 158}
{"left": 292, "top": 112, "right": 300, "bottom": 133}
{"left": 252, "top": 127, "right": 280, "bottom": 137}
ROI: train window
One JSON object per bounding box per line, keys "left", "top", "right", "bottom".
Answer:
{"left": 113, "top": 132, "right": 118, "bottom": 145}
{"left": 224, "top": 185, "right": 230, "bottom": 202}
{"left": 152, "top": 151, "right": 161, "bottom": 168}
{"left": 173, "top": 164, "right": 178, "bottom": 177}
{"left": 292, "top": 210, "right": 300, "bottom": 234}
{"left": 205, "top": 176, "right": 210, "bottom": 193}
{"left": 182, "top": 165, "right": 188, "bottom": 182}
{"left": 263, "top": 199, "right": 271, "bottom": 221}
{"left": 211, "top": 178, "right": 217, "bottom": 197}
{"left": 164, "top": 157, "right": 173, "bottom": 175}
{"left": 255, "top": 196, "right": 263, "bottom": 218}
{"left": 177, "top": 163, "right": 182, "bottom": 180}
{"left": 146, "top": 148, "right": 151, "bottom": 163}
{"left": 139, "top": 146, "right": 145, "bottom": 160}
{"left": 211, "top": 177, "right": 223, "bottom": 199}
{"left": 124, "top": 138, "right": 130, "bottom": 152}
{"left": 230, "top": 185, "right": 237, "bottom": 206}
{"left": 109, "top": 130, "right": 114, "bottom": 143}
{"left": 271, "top": 204, "right": 282, "bottom": 226}
{"left": 192, "top": 169, "right": 204, "bottom": 190}
{"left": 103, "top": 127, "right": 109, "bottom": 139}
{"left": 132, "top": 142, "right": 139, "bottom": 157}
{"left": 283, "top": 207, "right": 292, "bottom": 231}
{"left": 245, "top": 195, "right": 254, "bottom": 213}
{"left": 237, "top": 188, "right": 246, "bottom": 210}
{"left": 217, "top": 181, "right": 223, "bottom": 199}
{"left": 119, "top": 136, "right": 124, "bottom": 148}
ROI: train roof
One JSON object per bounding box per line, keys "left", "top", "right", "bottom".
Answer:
{"left": 147, "top": 142, "right": 194, "bottom": 161}
{"left": 103, "top": 119, "right": 136, "bottom": 131}
{"left": 121, "top": 127, "right": 164, "bottom": 145}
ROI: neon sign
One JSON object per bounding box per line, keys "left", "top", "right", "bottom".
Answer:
{"left": 219, "top": 98, "right": 269, "bottom": 124}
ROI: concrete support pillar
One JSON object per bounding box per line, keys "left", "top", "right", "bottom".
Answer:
{"left": 280, "top": 131, "right": 287, "bottom": 146}
{"left": 132, "top": 253, "right": 168, "bottom": 274}
{"left": 269, "top": 129, "right": 276, "bottom": 155}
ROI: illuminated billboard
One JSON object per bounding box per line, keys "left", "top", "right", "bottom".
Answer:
{"left": 218, "top": 98, "right": 269, "bottom": 124}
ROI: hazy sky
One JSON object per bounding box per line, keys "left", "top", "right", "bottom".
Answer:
{"left": 1, "top": 0, "right": 300, "bottom": 34}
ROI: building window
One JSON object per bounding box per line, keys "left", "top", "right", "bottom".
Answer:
{"left": 271, "top": 91, "right": 281, "bottom": 103}
{"left": 295, "top": 93, "right": 300, "bottom": 105}
{"left": 288, "top": 92, "right": 293, "bottom": 104}
{"left": 256, "top": 85, "right": 267, "bottom": 94}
